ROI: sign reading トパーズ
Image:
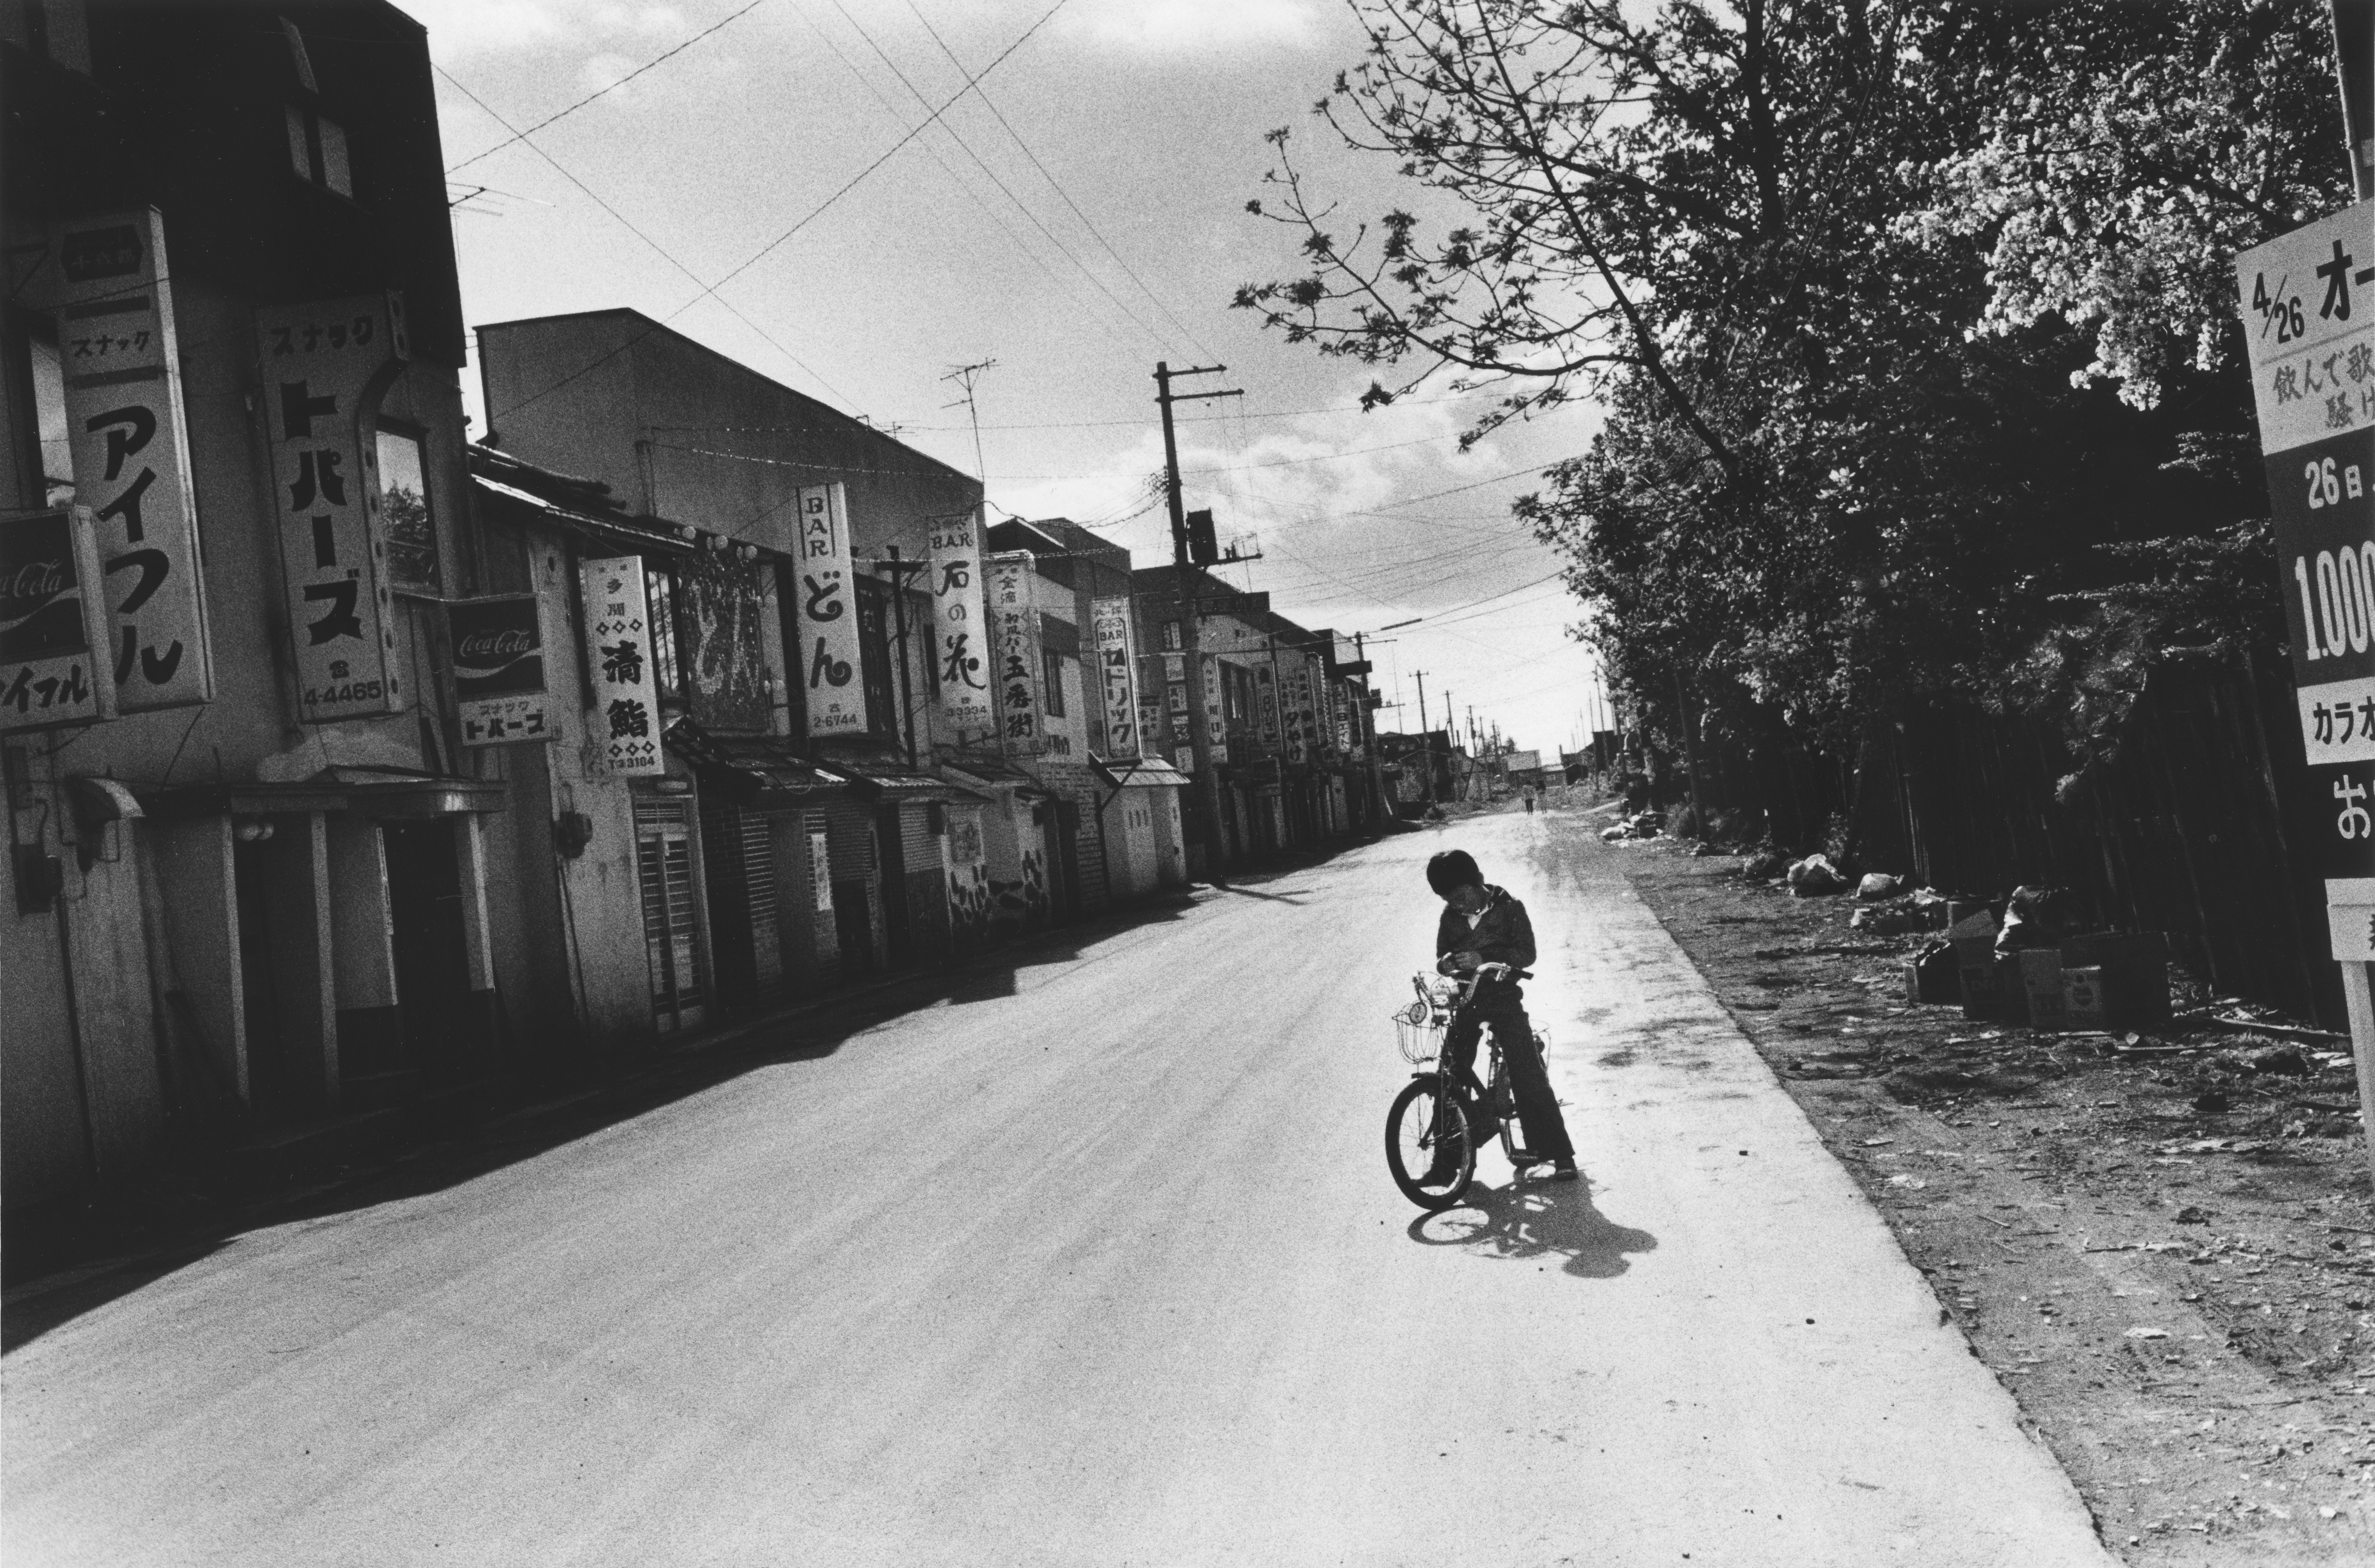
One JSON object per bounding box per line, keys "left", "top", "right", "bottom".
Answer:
{"left": 988, "top": 553, "right": 1040, "bottom": 751}
{"left": 794, "top": 483, "right": 867, "bottom": 738}
{"left": 448, "top": 594, "right": 551, "bottom": 746}
{"left": 45, "top": 208, "right": 213, "bottom": 712}
{"left": 579, "top": 556, "right": 666, "bottom": 775}
{"left": 256, "top": 293, "right": 409, "bottom": 722}
{"left": 0, "top": 507, "right": 116, "bottom": 732}
{"left": 927, "top": 510, "right": 992, "bottom": 735}
{"left": 1091, "top": 597, "right": 1140, "bottom": 757}
{"left": 2236, "top": 198, "right": 2375, "bottom": 953}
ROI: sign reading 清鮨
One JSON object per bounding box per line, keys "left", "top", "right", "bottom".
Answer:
{"left": 256, "top": 293, "right": 408, "bottom": 723}
{"left": 0, "top": 508, "right": 116, "bottom": 732}
{"left": 928, "top": 511, "right": 992, "bottom": 735}
{"left": 2236, "top": 199, "right": 2375, "bottom": 933}
{"left": 794, "top": 483, "right": 867, "bottom": 738}
{"left": 47, "top": 207, "right": 213, "bottom": 713}
{"left": 448, "top": 594, "right": 550, "bottom": 746}
{"left": 988, "top": 553, "right": 1040, "bottom": 751}
{"left": 1091, "top": 596, "right": 1139, "bottom": 757}
{"left": 579, "top": 556, "right": 665, "bottom": 775}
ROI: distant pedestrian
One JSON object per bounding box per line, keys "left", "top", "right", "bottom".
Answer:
{"left": 1522, "top": 786, "right": 1535, "bottom": 814}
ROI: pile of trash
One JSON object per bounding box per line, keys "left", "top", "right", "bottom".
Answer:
{"left": 1599, "top": 810, "right": 1666, "bottom": 844}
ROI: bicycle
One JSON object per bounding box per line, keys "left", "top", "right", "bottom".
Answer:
{"left": 1384, "top": 961, "right": 1549, "bottom": 1210}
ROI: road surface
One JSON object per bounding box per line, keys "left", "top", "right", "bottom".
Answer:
{"left": 3, "top": 813, "right": 2113, "bottom": 1567}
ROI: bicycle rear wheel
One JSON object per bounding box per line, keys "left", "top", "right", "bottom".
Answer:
{"left": 1386, "top": 1077, "right": 1475, "bottom": 1210}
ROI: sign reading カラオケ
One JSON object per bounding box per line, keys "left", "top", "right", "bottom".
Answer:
{"left": 448, "top": 594, "right": 551, "bottom": 746}
{"left": 256, "top": 293, "right": 409, "bottom": 723}
{"left": 1091, "top": 596, "right": 1140, "bottom": 757}
{"left": 794, "top": 483, "right": 867, "bottom": 738}
{"left": 928, "top": 510, "right": 992, "bottom": 735}
{"left": 579, "top": 556, "right": 665, "bottom": 775}
{"left": 0, "top": 508, "right": 115, "bottom": 732}
{"left": 43, "top": 208, "right": 214, "bottom": 713}
{"left": 2236, "top": 199, "right": 2375, "bottom": 952}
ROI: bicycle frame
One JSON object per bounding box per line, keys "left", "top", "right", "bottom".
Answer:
{"left": 1410, "top": 964, "right": 1529, "bottom": 1167}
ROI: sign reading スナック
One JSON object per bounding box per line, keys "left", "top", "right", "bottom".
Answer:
{"left": 447, "top": 595, "right": 551, "bottom": 746}
{"left": 43, "top": 208, "right": 214, "bottom": 712}
{"left": 0, "top": 508, "right": 116, "bottom": 732}
{"left": 794, "top": 483, "right": 867, "bottom": 738}
{"left": 578, "top": 556, "right": 666, "bottom": 775}
{"left": 987, "top": 553, "right": 1041, "bottom": 752}
{"left": 927, "top": 510, "right": 992, "bottom": 735}
{"left": 256, "top": 293, "right": 408, "bottom": 722}
{"left": 1091, "top": 597, "right": 1140, "bottom": 757}
{"left": 2236, "top": 198, "right": 2375, "bottom": 953}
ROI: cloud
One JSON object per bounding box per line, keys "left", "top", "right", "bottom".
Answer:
{"left": 392, "top": 0, "right": 694, "bottom": 58}
{"left": 1057, "top": 0, "right": 1322, "bottom": 55}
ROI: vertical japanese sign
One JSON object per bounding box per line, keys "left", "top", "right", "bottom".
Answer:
{"left": 448, "top": 594, "right": 550, "bottom": 746}
{"left": 1256, "top": 663, "right": 1280, "bottom": 749}
{"left": 928, "top": 510, "right": 992, "bottom": 734}
{"left": 0, "top": 507, "right": 115, "bottom": 732}
{"left": 257, "top": 293, "right": 407, "bottom": 722}
{"left": 46, "top": 208, "right": 213, "bottom": 712}
{"left": 1091, "top": 596, "right": 1140, "bottom": 757}
{"left": 1136, "top": 656, "right": 1165, "bottom": 762}
{"left": 810, "top": 827, "right": 833, "bottom": 912}
{"left": 1306, "top": 654, "right": 1332, "bottom": 758}
{"left": 1282, "top": 661, "right": 1310, "bottom": 763}
{"left": 988, "top": 553, "right": 1040, "bottom": 752}
{"left": 579, "top": 556, "right": 665, "bottom": 775}
{"left": 2236, "top": 200, "right": 2375, "bottom": 952}
{"left": 1202, "top": 653, "right": 1228, "bottom": 764}
{"left": 794, "top": 483, "right": 867, "bottom": 738}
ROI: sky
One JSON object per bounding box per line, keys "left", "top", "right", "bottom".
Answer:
{"left": 394, "top": 0, "right": 1616, "bottom": 759}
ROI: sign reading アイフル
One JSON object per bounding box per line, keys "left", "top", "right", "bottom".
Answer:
{"left": 448, "top": 595, "right": 551, "bottom": 746}
{"left": 0, "top": 507, "right": 116, "bottom": 733}
{"left": 794, "top": 483, "right": 867, "bottom": 738}
{"left": 2236, "top": 198, "right": 2375, "bottom": 951}
{"left": 255, "top": 293, "right": 409, "bottom": 723}
{"left": 44, "top": 207, "right": 214, "bottom": 712}
{"left": 927, "top": 510, "right": 992, "bottom": 735}
{"left": 578, "top": 557, "right": 666, "bottom": 775}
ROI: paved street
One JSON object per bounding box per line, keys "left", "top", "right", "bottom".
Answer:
{"left": 3, "top": 814, "right": 2111, "bottom": 1568}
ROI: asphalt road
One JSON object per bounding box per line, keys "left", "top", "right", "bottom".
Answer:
{"left": 3, "top": 812, "right": 2114, "bottom": 1567}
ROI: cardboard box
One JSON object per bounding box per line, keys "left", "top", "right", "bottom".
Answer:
{"left": 1906, "top": 942, "right": 1960, "bottom": 1005}
{"left": 2063, "top": 930, "right": 2170, "bottom": 1027}
{"left": 2019, "top": 948, "right": 2068, "bottom": 1030}
{"left": 2060, "top": 965, "right": 2106, "bottom": 1030}
{"left": 1949, "top": 908, "right": 2003, "bottom": 1019}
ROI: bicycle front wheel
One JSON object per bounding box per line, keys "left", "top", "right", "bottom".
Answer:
{"left": 1386, "top": 1077, "right": 1475, "bottom": 1210}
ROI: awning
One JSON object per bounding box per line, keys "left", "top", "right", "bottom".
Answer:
{"left": 470, "top": 472, "right": 697, "bottom": 559}
{"left": 137, "top": 771, "right": 509, "bottom": 820}
{"left": 663, "top": 723, "right": 848, "bottom": 810}
{"left": 1092, "top": 755, "right": 1191, "bottom": 790}
{"left": 837, "top": 760, "right": 992, "bottom": 805}
{"left": 936, "top": 758, "right": 1052, "bottom": 801}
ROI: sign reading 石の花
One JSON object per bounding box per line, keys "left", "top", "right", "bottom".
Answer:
{"left": 988, "top": 553, "right": 1040, "bottom": 751}
{"left": 1091, "top": 596, "right": 1140, "bottom": 757}
{"left": 794, "top": 483, "right": 867, "bottom": 738}
{"left": 448, "top": 594, "right": 551, "bottom": 746}
{"left": 928, "top": 510, "right": 992, "bottom": 735}
{"left": 256, "top": 292, "right": 409, "bottom": 723}
{"left": 44, "top": 207, "right": 214, "bottom": 712}
{"left": 0, "top": 507, "right": 115, "bottom": 733}
{"left": 579, "top": 556, "right": 665, "bottom": 775}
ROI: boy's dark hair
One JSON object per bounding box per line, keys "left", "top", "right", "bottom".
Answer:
{"left": 1426, "top": 849, "right": 1482, "bottom": 898}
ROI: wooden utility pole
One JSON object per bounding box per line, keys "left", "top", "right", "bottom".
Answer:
{"left": 1413, "top": 670, "right": 1435, "bottom": 809}
{"left": 1354, "top": 631, "right": 1387, "bottom": 823}
{"left": 1155, "top": 360, "right": 1241, "bottom": 882}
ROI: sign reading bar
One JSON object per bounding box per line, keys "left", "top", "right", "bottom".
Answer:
{"left": 927, "top": 510, "right": 992, "bottom": 736}
{"left": 0, "top": 507, "right": 116, "bottom": 732}
{"left": 256, "top": 292, "right": 409, "bottom": 723}
{"left": 448, "top": 594, "right": 551, "bottom": 746}
{"left": 1091, "top": 596, "right": 1140, "bottom": 757}
{"left": 579, "top": 556, "right": 666, "bottom": 775}
{"left": 47, "top": 207, "right": 214, "bottom": 712}
{"left": 2236, "top": 198, "right": 2375, "bottom": 948}
{"left": 794, "top": 483, "right": 867, "bottom": 738}
{"left": 988, "top": 553, "right": 1041, "bottom": 751}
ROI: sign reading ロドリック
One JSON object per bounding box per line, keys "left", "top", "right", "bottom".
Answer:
{"left": 255, "top": 293, "right": 409, "bottom": 723}
{"left": 447, "top": 594, "right": 551, "bottom": 746}
{"left": 794, "top": 483, "right": 867, "bottom": 738}
{"left": 2236, "top": 198, "right": 2375, "bottom": 951}
{"left": 928, "top": 510, "right": 992, "bottom": 736}
{"left": 578, "top": 556, "right": 665, "bottom": 776}
{"left": 1091, "top": 596, "right": 1140, "bottom": 758}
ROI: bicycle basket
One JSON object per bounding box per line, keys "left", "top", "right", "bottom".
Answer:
{"left": 1393, "top": 999, "right": 1445, "bottom": 1065}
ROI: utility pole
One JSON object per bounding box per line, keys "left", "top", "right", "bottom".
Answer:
{"left": 1413, "top": 670, "right": 1435, "bottom": 809}
{"left": 1156, "top": 360, "right": 1242, "bottom": 881}
{"left": 867, "top": 545, "right": 928, "bottom": 766}
{"left": 942, "top": 359, "right": 997, "bottom": 482}
{"left": 1354, "top": 631, "right": 1387, "bottom": 824}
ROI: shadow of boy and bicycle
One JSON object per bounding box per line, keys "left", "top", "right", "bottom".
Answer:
{"left": 1404, "top": 1173, "right": 1658, "bottom": 1279}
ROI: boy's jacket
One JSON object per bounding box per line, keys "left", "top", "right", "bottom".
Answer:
{"left": 1435, "top": 884, "right": 1537, "bottom": 974}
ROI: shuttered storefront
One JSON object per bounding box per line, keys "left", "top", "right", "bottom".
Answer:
{"left": 698, "top": 796, "right": 786, "bottom": 1014}
{"left": 634, "top": 800, "right": 707, "bottom": 1033}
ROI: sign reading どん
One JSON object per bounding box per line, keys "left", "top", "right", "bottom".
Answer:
{"left": 928, "top": 510, "right": 992, "bottom": 735}
{"left": 44, "top": 208, "right": 215, "bottom": 713}
{"left": 579, "top": 556, "right": 665, "bottom": 775}
{"left": 447, "top": 594, "right": 551, "bottom": 746}
{"left": 2236, "top": 199, "right": 2375, "bottom": 945}
{"left": 256, "top": 293, "right": 410, "bottom": 722}
{"left": 0, "top": 508, "right": 116, "bottom": 732}
{"left": 794, "top": 483, "right": 868, "bottom": 738}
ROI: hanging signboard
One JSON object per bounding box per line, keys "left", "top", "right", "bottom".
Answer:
{"left": 794, "top": 483, "right": 867, "bottom": 738}
{"left": 928, "top": 510, "right": 993, "bottom": 736}
{"left": 1256, "top": 663, "right": 1280, "bottom": 749}
{"left": 988, "top": 553, "right": 1041, "bottom": 752}
{"left": 1203, "top": 653, "right": 1228, "bottom": 765}
{"left": 255, "top": 292, "right": 408, "bottom": 723}
{"left": 1091, "top": 596, "right": 1140, "bottom": 758}
{"left": 448, "top": 594, "right": 551, "bottom": 746}
{"left": 1136, "top": 656, "right": 1165, "bottom": 761}
{"left": 2235, "top": 199, "right": 2375, "bottom": 952}
{"left": 578, "top": 556, "right": 666, "bottom": 775}
{"left": 0, "top": 507, "right": 116, "bottom": 732}
{"left": 810, "top": 827, "right": 833, "bottom": 913}
{"left": 1306, "top": 654, "right": 1332, "bottom": 757}
{"left": 44, "top": 207, "right": 214, "bottom": 712}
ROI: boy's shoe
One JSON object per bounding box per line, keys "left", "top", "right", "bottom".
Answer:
{"left": 1549, "top": 1157, "right": 1579, "bottom": 1181}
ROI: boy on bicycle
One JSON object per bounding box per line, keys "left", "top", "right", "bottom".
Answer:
{"left": 1426, "top": 849, "right": 1578, "bottom": 1181}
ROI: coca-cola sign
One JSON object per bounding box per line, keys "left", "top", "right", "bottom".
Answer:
{"left": 446, "top": 594, "right": 551, "bottom": 746}
{"left": 0, "top": 508, "right": 116, "bottom": 732}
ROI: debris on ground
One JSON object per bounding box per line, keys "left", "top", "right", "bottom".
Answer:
{"left": 1856, "top": 872, "right": 1903, "bottom": 901}
{"left": 1787, "top": 853, "right": 1849, "bottom": 897}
